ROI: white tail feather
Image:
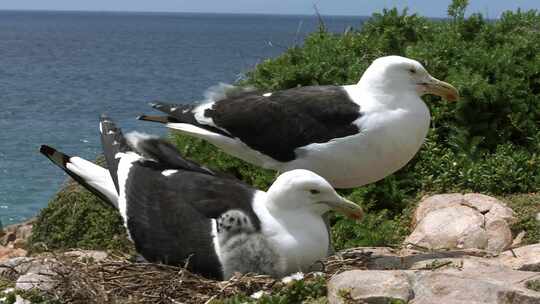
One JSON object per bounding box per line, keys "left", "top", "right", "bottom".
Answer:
{"left": 66, "top": 157, "right": 119, "bottom": 205}
{"left": 167, "top": 122, "right": 222, "bottom": 138}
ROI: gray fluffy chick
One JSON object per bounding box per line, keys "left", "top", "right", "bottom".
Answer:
{"left": 217, "top": 209, "right": 286, "bottom": 279}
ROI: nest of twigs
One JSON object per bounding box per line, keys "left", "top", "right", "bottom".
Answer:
{"left": 29, "top": 249, "right": 372, "bottom": 304}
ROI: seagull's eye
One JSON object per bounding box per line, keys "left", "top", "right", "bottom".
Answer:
{"left": 309, "top": 189, "right": 320, "bottom": 195}
{"left": 409, "top": 68, "right": 417, "bottom": 74}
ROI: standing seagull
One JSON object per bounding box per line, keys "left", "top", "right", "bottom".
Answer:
{"left": 139, "top": 56, "right": 459, "bottom": 188}
{"left": 40, "top": 116, "right": 363, "bottom": 280}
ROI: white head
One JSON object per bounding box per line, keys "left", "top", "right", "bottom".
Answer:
{"left": 359, "top": 56, "right": 459, "bottom": 102}
{"left": 265, "top": 169, "right": 363, "bottom": 220}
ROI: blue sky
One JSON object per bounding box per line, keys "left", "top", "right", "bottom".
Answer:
{"left": 0, "top": 0, "right": 539, "bottom": 18}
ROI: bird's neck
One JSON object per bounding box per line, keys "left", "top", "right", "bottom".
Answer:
{"left": 253, "top": 192, "right": 329, "bottom": 272}
{"left": 267, "top": 202, "right": 325, "bottom": 233}
{"left": 267, "top": 207, "right": 329, "bottom": 273}
{"left": 264, "top": 193, "right": 329, "bottom": 246}
{"left": 348, "top": 80, "right": 424, "bottom": 111}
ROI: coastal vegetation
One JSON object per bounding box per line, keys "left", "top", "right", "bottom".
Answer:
{"left": 17, "top": 1, "right": 540, "bottom": 302}
{"left": 173, "top": 0, "right": 540, "bottom": 249}
{"left": 29, "top": 181, "right": 132, "bottom": 254}
{"left": 30, "top": 0, "right": 540, "bottom": 254}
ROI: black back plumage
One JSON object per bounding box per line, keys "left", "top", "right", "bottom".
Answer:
{"left": 151, "top": 85, "right": 361, "bottom": 162}
{"left": 124, "top": 160, "right": 259, "bottom": 279}
{"left": 134, "top": 138, "right": 214, "bottom": 175}
{"left": 113, "top": 124, "right": 261, "bottom": 279}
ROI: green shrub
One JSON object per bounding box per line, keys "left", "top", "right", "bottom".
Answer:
{"left": 29, "top": 180, "right": 133, "bottom": 253}
{"left": 0, "top": 277, "right": 13, "bottom": 291}
{"left": 211, "top": 276, "right": 327, "bottom": 304}
{"left": 240, "top": 2, "right": 540, "bottom": 244}
{"left": 1, "top": 289, "right": 61, "bottom": 304}
{"left": 526, "top": 279, "right": 540, "bottom": 292}
{"left": 178, "top": 2, "right": 540, "bottom": 247}
{"left": 170, "top": 134, "right": 276, "bottom": 190}
{"left": 35, "top": 1, "right": 540, "bottom": 252}
{"left": 503, "top": 193, "right": 540, "bottom": 244}
{"left": 331, "top": 211, "right": 410, "bottom": 250}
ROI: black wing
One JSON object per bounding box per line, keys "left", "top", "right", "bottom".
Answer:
{"left": 124, "top": 161, "right": 259, "bottom": 279}
{"left": 133, "top": 137, "right": 214, "bottom": 175}
{"left": 152, "top": 85, "right": 361, "bottom": 162}
{"left": 99, "top": 114, "right": 133, "bottom": 192}
{"left": 149, "top": 103, "right": 231, "bottom": 137}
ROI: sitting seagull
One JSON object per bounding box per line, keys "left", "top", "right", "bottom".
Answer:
{"left": 139, "top": 55, "right": 459, "bottom": 188}
{"left": 40, "top": 116, "right": 363, "bottom": 280}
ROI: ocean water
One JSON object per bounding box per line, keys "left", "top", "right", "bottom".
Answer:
{"left": 0, "top": 10, "right": 365, "bottom": 225}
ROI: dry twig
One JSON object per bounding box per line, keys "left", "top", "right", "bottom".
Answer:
{"left": 21, "top": 248, "right": 372, "bottom": 303}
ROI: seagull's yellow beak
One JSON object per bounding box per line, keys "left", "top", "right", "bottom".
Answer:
{"left": 323, "top": 197, "right": 364, "bottom": 222}
{"left": 418, "top": 76, "right": 459, "bottom": 101}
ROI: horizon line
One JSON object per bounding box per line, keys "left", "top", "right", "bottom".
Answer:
{"left": 0, "top": 8, "right": 442, "bottom": 19}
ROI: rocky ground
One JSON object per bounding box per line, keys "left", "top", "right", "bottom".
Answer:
{"left": 0, "top": 218, "right": 33, "bottom": 263}
{"left": 1, "top": 193, "right": 539, "bottom": 303}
